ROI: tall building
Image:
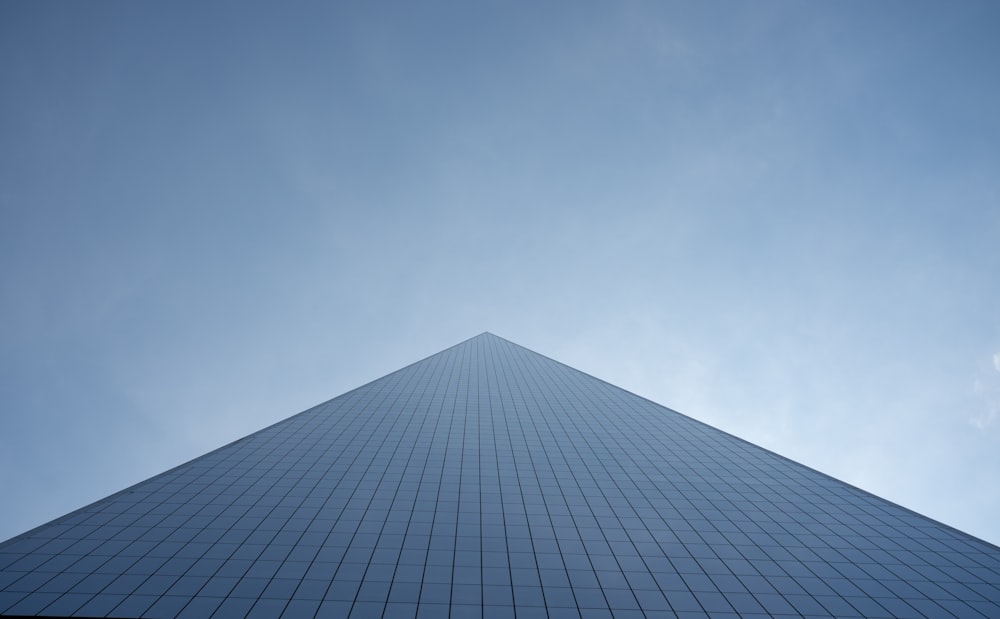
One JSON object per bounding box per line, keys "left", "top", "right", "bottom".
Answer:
{"left": 1, "top": 333, "right": 998, "bottom": 618}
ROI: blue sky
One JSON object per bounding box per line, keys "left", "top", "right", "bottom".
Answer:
{"left": 2, "top": 1, "right": 999, "bottom": 547}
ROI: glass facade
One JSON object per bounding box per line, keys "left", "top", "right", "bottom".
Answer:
{"left": 1, "top": 332, "right": 998, "bottom": 618}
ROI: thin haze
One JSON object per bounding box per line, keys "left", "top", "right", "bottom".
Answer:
{"left": 1, "top": 1, "right": 999, "bottom": 547}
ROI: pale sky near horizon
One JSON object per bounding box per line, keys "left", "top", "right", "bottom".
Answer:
{"left": 2, "top": 1, "right": 999, "bottom": 549}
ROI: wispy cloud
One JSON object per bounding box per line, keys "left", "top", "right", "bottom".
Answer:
{"left": 971, "top": 352, "right": 1000, "bottom": 429}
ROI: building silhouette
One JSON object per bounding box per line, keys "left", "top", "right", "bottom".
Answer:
{"left": 1, "top": 332, "right": 998, "bottom": 618}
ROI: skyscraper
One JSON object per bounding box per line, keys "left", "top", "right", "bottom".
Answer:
{"left": 1, "top": 332, "right": 998, "bottom": 618}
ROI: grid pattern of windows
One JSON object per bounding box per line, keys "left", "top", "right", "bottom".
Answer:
{"left": 1, "top": 332, "right": 999, "bottom": 618}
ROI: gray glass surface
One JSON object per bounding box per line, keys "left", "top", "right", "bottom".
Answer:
{"left": 1, "top": 333, "right": 998, "bottom": 618}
